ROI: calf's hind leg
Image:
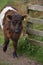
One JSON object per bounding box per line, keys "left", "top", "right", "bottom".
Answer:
{"left": 3, "top": 37, "right": 9, "bottom": 52}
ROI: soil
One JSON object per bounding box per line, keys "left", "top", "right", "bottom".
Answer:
{"left": 0, "top": 45, "right": 43, "bottom": 65}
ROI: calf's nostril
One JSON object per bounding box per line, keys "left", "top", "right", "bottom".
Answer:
{"left": 15, "top": 29, "right": 19, "bottom": 33}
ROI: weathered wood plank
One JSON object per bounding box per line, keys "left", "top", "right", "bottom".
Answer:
{"left": 28, "top": 38, "right": 43, "bottom": 47}
{"left": 28, "top": 17, "right": 43, "bottom": 24}
{"left": 26, "top": 29, "right": 43, "bottom": 36}
{"left": 27, "top": 4, "right": 43, "bottom": 11}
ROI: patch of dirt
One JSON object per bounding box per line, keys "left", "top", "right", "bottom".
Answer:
{"left": 0, "top": 45, "right": 43, "bottom": 65}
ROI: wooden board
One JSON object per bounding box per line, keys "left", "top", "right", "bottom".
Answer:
{"left": 28, "top": 38, "right": 43, "bottom": 47}
{"left": 26, "top": 28, "right": 43, "bottom": 36}
{"left": 28, "top": 17, "right": 43, "bottom": 25}
{"left": 27, "top": 4, "right": 43, "bottom": 11}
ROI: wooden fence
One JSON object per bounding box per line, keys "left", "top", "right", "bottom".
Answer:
{"left": 26, "top": 4, "right": 43, "bottom": 47}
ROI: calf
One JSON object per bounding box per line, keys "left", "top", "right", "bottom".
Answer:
{"left": 0, "top": 6, "right": 26, "bottom": 57}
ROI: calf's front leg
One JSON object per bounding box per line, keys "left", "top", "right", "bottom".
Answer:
{"left": 13, "top": 41, "right": 18, "bottom": 58}
{"left": 3, "top": 37, "right": 9, "bottom": 52}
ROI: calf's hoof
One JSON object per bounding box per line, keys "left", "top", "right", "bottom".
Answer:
{"left": 13, "top": 52, "right": 18, "bottom": 58}
{"left": 3, "top": 44, "right": 7, "bottom": 52}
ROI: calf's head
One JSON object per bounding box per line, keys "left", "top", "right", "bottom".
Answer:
{"left": 7, "top": 14, "right": 25, "bottom": 33}
{"left": 4, "top": 10, "right": 26, "bottom": 34}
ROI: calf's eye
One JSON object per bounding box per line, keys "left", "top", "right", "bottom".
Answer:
{"left": 7, "top": 15, "right": 12, "bottom": 20}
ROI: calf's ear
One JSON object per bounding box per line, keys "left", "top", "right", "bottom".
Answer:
{"left": 7, "top": 15, "right": 12, "bottom": 20}
{"left": 22, "top": 15, "right": 27, "bottom": 20}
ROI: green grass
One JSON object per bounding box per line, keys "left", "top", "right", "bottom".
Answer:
{"left": 0, "top": 0, "right": 9, "bottom": 11}
{"left": 30, "top": 24, "right": 43, "bottom": 30}
{"left": 34, "top": 47, "right": 43, "bottom": 63}
{"left": 0, "top": 35, "right": 4, "bottom": 44}
{"left": 17, "top": 36, "right": 39, "bottom": 55}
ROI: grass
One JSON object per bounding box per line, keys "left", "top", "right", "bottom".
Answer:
{"left": 0, "top": 30, "right": 4, "bottom": 44}
{"left": 0, "top": 35, "right": 4, "bottom": 44}
{"left": 17, "top": 35, "right": 39, "bottom": 55}
{"left": 30, "top": 24, "right": 43, "bottom": 30}
{"left": 0, "top": 0, "right": 9, "bottom": 11}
